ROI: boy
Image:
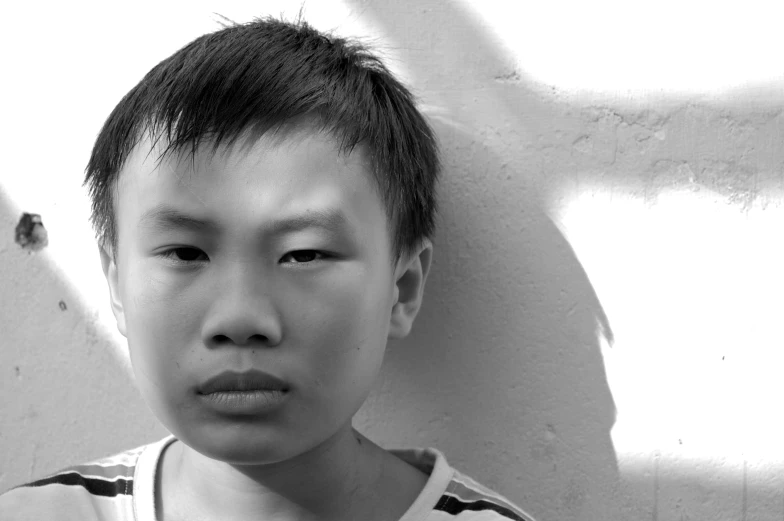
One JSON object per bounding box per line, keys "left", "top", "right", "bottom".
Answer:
{"left": 0, "top": 16, "right": 535, "bottom": 521}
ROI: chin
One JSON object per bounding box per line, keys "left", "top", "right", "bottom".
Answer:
{"left": 176, "top": 421, "right": 309, "bottom": 466}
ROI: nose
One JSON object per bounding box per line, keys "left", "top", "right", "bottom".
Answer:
{"left": 200, "top": 263, "right": 283, "bottom": 348}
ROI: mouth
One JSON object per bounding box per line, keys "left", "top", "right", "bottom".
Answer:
{"left": 197, "top": 369, "right": 290, "bottom": 395}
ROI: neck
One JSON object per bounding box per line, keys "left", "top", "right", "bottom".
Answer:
{"left": 159, "top": 425, "right": 389, "bottom": 521}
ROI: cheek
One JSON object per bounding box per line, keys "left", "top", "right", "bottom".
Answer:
{"left": 121, "top": 267, "right": 198, "bottom": 387}
{"left": 298, "top": 272, "right": 392, "bottom": 388}
{"left": 124, "top": 296, "right": 197, "bottom": 427}
{"left": 123, "top": 263, "right": 201, "bottom": 330}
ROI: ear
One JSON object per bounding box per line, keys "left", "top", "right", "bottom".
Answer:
{"left": 388, "top": 238, "right": 433, "bottom": 339}
{"left": 99, "top": 243, "right": 127, "bottom": 337}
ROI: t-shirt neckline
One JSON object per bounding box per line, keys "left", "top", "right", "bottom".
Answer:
{"left": 131, "top": 436, "right": 454, "bottom": 521}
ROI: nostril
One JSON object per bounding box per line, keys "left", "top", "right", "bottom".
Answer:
{"left": 212, "top": 333, "right": 269, "bottom": 346}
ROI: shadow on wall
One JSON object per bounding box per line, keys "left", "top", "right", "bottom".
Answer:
{"left": 349, "top": 2, "right": 784, "bottom": 520}
{"left": 348, "top": 2, "right": 620, "bottom": 520}
{"left": 0, "top": 185, "right": 164, "bottom": 492}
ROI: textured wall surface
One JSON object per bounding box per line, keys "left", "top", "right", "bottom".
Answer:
{"left": 2, "top": 2, "right": 784, "bottom": 520}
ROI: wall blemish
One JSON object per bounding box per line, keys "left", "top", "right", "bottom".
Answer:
{"left": 14, "top": 213, "right": 48, "bottom": 252}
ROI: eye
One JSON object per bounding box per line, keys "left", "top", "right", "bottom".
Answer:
{"left": 160, "top": 247, "right": 209, "bottom": 263}
{"left": 280, "top": 250, "right": 326, "bottom": 264}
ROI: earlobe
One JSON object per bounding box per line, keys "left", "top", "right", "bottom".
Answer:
{"left": 388, "top": 239, "right": 433, "bottom": 339}
{"left": 99, "top": 244, "right": 127, "bottom": 337}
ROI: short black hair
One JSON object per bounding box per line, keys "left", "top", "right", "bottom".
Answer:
{"left": 84, "top": 15, "right": 440, "bottom": 263}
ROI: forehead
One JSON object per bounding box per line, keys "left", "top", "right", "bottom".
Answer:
{"left": 113, "top": 129, "right": 386, "bottom": 240}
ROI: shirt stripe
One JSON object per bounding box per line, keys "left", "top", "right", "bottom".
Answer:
{"left": 434, "top": 493, "right": 531, "bottom": 521}
{"left": 448, "top": 475, "right": 528, "bottom": 517}
{"left": 19, "top": 472, "right": 133, "bottom": 498}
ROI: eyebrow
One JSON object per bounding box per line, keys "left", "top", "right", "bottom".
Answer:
{"left": 138, "top": 204, "right": 352, "bottom": 236}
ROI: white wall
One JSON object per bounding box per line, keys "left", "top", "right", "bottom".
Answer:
{"left": 2, "top": 1, "right": 784, "bottom": 520}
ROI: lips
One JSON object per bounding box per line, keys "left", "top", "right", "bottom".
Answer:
{"left": 197, "top": 369, "right": 289, "bottom": 395}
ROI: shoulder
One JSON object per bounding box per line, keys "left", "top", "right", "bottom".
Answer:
{"left": 0, "top": 442, "right": 149, "bottom": 521}
{"left": 434, "top": 469, "right": 536, "bottom": 521}
{"left": 391, "top": 447, "right": 537, "bottom": 521}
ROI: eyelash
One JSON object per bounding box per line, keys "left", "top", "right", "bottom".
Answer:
{"left": 158, "top": 248, "right": 329, "bottom": 265}
{"left": 280, "top": 250, "right": 328, "bottom": 264}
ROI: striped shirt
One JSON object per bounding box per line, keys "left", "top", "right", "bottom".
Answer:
{"left": 0, "top": 437, "right": 536, "bottom": 520}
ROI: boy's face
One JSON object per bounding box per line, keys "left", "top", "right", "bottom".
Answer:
{"left": 101, "top": 127, "right": 430, "bottom": 465}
